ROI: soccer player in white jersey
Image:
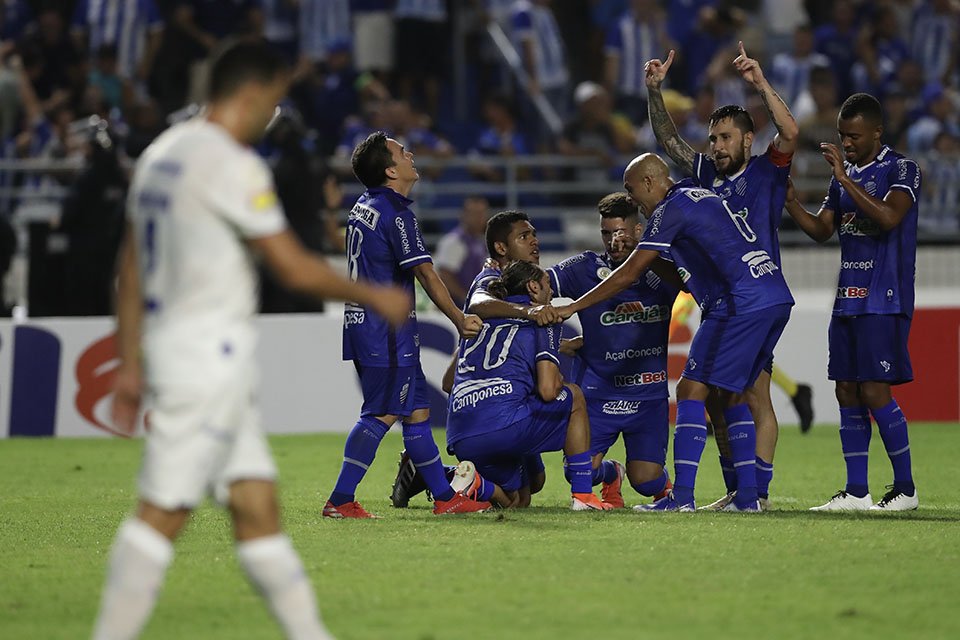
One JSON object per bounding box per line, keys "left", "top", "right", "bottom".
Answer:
{"left": 92, "top": 41, "right": 410, "bottom": 640}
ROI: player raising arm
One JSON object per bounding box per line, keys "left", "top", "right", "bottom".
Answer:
{"left": 785, "top": 93, "right": 920, "bottom": 512}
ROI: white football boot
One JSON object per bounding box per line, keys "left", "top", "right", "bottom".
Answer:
{"left": 870, "top": 486, "right": 919, "bottom": 511}
{"left": 809, "top": 490, "right": 873, "bottom": 511}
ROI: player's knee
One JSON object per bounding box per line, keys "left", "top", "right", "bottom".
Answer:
{"left": 528, "top": 472, "right": 546, "bottom": 495}
{"left": 859, "top": 382, "right": 892, "bottom": 409}
{"left": 565, "top": 382, "right": 585, "bottom": 409}
{"left": 834, "top": 381, "right": 859, "bottom": 406}
{"left": 676, "top": 377, "right": 709, "bottom": 402}
{"left": 626, "top": 461, "right": 663, "bottom": 486}
{"left": 136, "top": 501, "right": 191, "bottom": 541}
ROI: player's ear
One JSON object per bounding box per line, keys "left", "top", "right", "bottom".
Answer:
{"left": 743, "top": 130, "right": 754, "bottom": 150}
{"left": 493, "top": 240, "right": 507, "bottom": 259}
{"left": 385, "top": 165, "right": 399, "bottom": 180}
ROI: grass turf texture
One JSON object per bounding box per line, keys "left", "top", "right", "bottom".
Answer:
{"left": 2, "top": 424, "right": 958, "bottom": 640}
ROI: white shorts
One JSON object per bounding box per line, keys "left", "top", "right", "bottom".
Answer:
{"left": 353, "top": 12, "right": 394, "bottom": 71}
{"left": 138, "top": 366, "right": 276, "bottom": 510}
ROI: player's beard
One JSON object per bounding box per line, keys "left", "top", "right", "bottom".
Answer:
{"left": 718, "top": 149, "right": 746, "bottom": 177}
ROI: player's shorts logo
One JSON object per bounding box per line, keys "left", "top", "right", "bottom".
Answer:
{"left": 600, "top": 301, "right": 669, "bottom": 326}
{"left": 880, "top": 360, "right": 891, "bottom": 372}
{"left": 741, "top": 250, "right": 780, "bottom": 279}
{"left": 601, "top": 400, "right": 642, "bottom": 415}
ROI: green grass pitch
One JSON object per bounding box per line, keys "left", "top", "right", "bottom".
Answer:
{"left": 2, "top": 423, "right": 958, "bottom": 640}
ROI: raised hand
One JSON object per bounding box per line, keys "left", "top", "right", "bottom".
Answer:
{"left": 644, "top": 49, "right": 675, "bottom": 90}
{"left": 610, "top": 229, "right": 637, "bottom": 254}
{"left": 526, "top": 304, "right": 564, "bottom": 326}
{"left": 461, "top": 313, "right": 483, "bottom": 338}
{"left": 732, "top": 41, "right": 765, "bottom": 86}
{"left": 371, "top": 286, "right": 413, "bottom": 328}
{"left": 819, "top": 142, "right": 847, "bottom": 181}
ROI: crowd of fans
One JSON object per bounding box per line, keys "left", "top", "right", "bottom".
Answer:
{"left": 0, "top": 0, "right": 958, "bottom": 316}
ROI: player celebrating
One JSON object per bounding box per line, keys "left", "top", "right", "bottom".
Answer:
{"left": 324, "top": 132, "right": 491, "bottom": 518}
{"left": 554, "top": 154, "right": 794, "bottom": 512}
{"left": 548, "top": 192, "right": 677, "bottom": 508}
{"left": 785, "top": 93, "right": 920, "bottom": 512}
{"left": 644, "top": 43, "right": 797, "bottom": 509}
{"left": 447, "top": 260, "right": 612, "bottom": 511}
{"left": 95, "top": 41, "right": 412, "bottom": 640}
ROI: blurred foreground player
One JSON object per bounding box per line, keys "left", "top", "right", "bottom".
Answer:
{"left": 785, "top": 93, "right": 920, "bottom": 511}
{"left": 95, "top": 41, "right": 411, "bottom": 640}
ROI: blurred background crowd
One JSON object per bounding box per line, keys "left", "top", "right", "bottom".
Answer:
{"left": 0, "top": 0, "right": 958, "bottom": 317}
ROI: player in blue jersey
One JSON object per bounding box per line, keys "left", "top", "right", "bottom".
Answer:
{"left": 644, "top": 43, "right": 803, "bottom": 510}
{"left": 323, "top": 131, "right": 491, "bottom": 518}
{"left": 555, "top": 153, "right": 794, "bottom": 512}
{"left": 548, "top": 192, "right": 677, "bottom": 508}
{"left": 447, "top": 260, "right": 613, "bottom": 511}
{"left": 784, "top": 93, "right": 920, "bottom": 512}
{"left": 389, "top": 209, "right": 552, "bottom": 508}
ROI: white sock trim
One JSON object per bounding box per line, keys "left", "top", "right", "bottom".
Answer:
{"left": 121, "top": 519, "right": 174, "bottom": 566}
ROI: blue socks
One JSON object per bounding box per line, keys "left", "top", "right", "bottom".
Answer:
{"left": 632, "top": 469, "right": 668, "bottom": 497}
{"left": 672, "top": 399, "right": 708, "bottom": 506}
{"left": 329, "top": 416, "right": 390, "bottom": 506}
{"left": 724, "top": 404, "right": 758, "bottom": 506}
{"left": 565, "top": 452, "right": 593, "bottom": 494}
{"left": 872, "top": 399, "right": 914, "bottom": 495}
{"left": 756, "top": 457, "right": 774, "bottom": 500}
{"left": 839, "top": 406, "right": 871, "bottom": 498}
{"left": 719, "top": 455, "right": 737, "bottom": 493}
{"left": 591, "top": 460, "right": 620, "bottom": 485}
{"left": 475, "top": 475, "right": 496, "bottom": 502}
{"left": 403, "top": 420, "right": 455, "bottom": 502}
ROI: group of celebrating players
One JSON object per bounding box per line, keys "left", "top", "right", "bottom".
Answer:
{"left": 322, "top": 41, "right": 921, "bottom": 518}
{"left": 91, "top": 36, "right": 921, "bottom": 640}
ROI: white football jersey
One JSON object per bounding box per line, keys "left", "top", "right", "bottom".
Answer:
{"left": 128, "top": 118, "right": 287, "bottom": 385}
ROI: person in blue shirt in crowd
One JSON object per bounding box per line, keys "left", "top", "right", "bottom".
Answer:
{"left": 446, "top": 259, "right": 613, "bottom": 511}
{"left": 323, "top": 131, "right": 491, "bottom": 518}
{"left": 548, "top": 192, "right": 677, "bottom": 509}
{"left": 554, "top": 153, "right": 794, "bottom": 512}
{"left": 785, "top": 93, "right": 921, "bottom": 512}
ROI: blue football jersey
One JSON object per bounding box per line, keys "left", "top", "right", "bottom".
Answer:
{"left": 463, "top": 265, "right": 502, "bottom": 313}
{"left": 636, "top": 179, "right": 794, "bottom": 316}
{"left": 446, "top": 297, "right": 563, "bottom": 445}
{"left": 342, "top": 187, "right": 432, "bottom": 366}
{"left": 694, "top": 145, "right": 792, "bottom": 266}
{"left": 548, "top": 251, "right": 675, "bottom": 400}
{"left": 822, "top": 145, "right": 920, "bottom": 317}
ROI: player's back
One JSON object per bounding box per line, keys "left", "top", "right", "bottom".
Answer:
{"left": 129, "top": 118, "right": 286, "bottom": 384}
{"left": 447, "top": 312, "right": 547, "bottom": 445}
{"left": 640, "top": 179, "right": 793, "bottom": 317}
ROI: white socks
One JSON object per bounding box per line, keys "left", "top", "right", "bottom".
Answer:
{"left": 236, "top": 534, "right": 332, "bottom": 640}
{"left": 92, "top": 519, "right": 174, "bottom": 640}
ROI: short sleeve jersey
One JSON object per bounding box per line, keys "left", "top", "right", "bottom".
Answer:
{"left": 636, "top": 179, "right": 794, "bottom": 317}
{"left": 446, "top": 297, "right": 563, "bottom": 446}
{"left": 548, "top": 251, "right": 674, "bottom": 400}
{"left": 463, "top": 265, "right": 502, "bottom": 312}
{"left": 128, "top": 119, "right": 287, "bottom": 384}
{"left": 342, "top": 186, "right": 432, "bottom": 366}
{"left": 693, "top": 144, "right": 794, "bottom": 268}
{"left": 822, "top": 145, "right": 920, "bottom": 317}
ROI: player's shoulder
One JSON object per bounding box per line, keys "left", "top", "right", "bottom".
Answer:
{"left": 552, "top": 250, "right": 600, "bottom": 272}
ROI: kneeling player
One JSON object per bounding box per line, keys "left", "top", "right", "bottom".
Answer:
{"left": 447, "top": 261, "right": 612, "bottom": 511}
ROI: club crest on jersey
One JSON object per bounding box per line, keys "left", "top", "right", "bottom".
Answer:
{"left": 839, "top": 212, "right": 880, "bottom": 236}
{"left": 597, "top": 266, "right": 612, "bottom": 280}
{"left": 741, "top": 250, "right": 780, "bottom": 278}
{"left": 600, "top": 301, "right": 669, "bottom": 326}
{"left": 601, "top": 400, "right": 642, "bottom": 415}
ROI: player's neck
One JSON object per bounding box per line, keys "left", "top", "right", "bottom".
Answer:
{"left": 385, "top": 179, "right": 415, "bottom": 198}
{"left": 204, "top": 104, "right": 250, "bottom": 146}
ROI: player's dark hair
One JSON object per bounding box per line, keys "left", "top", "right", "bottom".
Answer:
{"left": 487, "top": 261, "right": 545, "bottom": 300}
{"left": 709, "top": 104, "right": 755, "bottom": 133}
{"left": 486, "top": 210, "right": 530, "bottom": 258}
{"left": 839, "top": 93, "right": 883, "bottom": 127}
{"left": 208, "top": 40, "right": 288, "bottom": 102}
{"left": 598, "top": 192, "right": 638, "bottom": 220}
{"left": 351, "top": 131, "right": 395, "bottom": 188}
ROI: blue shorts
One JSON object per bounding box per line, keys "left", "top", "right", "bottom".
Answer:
{"left": 684, "top": 305, "right": 792, "bottom": 393}
{"left": 586, "top": 397, "right": 669, "bottom": 466}
{"left": 354, "top": 363, "right": 430, "bottom": 418}
{"left": 451, "top": 389, "right": 573, "bottom": 492}
{"left": 828, "top": 314, "right": 913, "bottom": 384}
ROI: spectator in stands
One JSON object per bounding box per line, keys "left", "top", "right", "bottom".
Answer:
{"left": 18, "top": 7, "right": 81, "bottom": 110}
{"left": 87, "top": 45, "right": 130, "bottom": 112}
{"left": 70, "top": 0, "right": 164, "bottom": 84}
{"left": 770, "top": 24, "right": 830, "bottom": 115}
{"left": 664, "top": 0, "right": 718, "bottom": 94}
{"left": 124, "top": 98, "right": 164, "bottom": 157}
{"left": 851, "top": 5, "right": 910, "bottom": 97}
{"left": 637, "top": 87, "right": 695, "bottom": 154}
{"left": 394, "top": 0, "right": 448, "bottom": 121}
{"left": 385, "top": 98, "right": 453, "bottom": 179}
{"left": 334, "top": 99, "right": 390, "bottom": 160}
{"left": 686, "top": 5, "right": 745, "bottom": 100}
{"left": 603, "top": 0, "right": 673, "bottom": 125}
{"left": 882, "top": 89, "right": 911, "bottom": 149}
{"left": 298, "top": 0, "right": 350, "bottom": 72}
{"left": 797, "top": 65, "right": 840, "bottom": 152}
{"left": 921, "top": 130, "right": 960, "bottom": 233}
{"left": 906, "top": 83, "right": 960, "bottom": 153}
{"left": 261, "top": 0, "right": 297, "bottom": 62}
{"left": 351, "top": 0, "right": 394, "bottom": 79}
{"left": 469, "top": 92, "right": 531, "bottom": 183}
{"left": 0, "top": 0, "right": 33, "bottom": 42}
{"left": 511, "top": 0, "right": 570, "bottom": 149}
{"left": 434, "top": 195, "right": 491, "bottom": 307}
{"left": 910, "top": 0, "right": 959, "bottom": 87}
{"left": 813, "top": 0, "right": 862, "bottom": 98}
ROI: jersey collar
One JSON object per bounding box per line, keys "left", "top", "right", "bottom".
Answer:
{"left": 850, "top": 145, "right": 891, "bottom": 174}
{"left": 367, "top": 186, "right": 414, "bottom": 206}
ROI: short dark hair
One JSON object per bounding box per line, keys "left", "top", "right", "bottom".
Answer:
{"left": 598, "top": 192, "right": 638, "bottom": 220}
{"left": 839, "top": 93, "right": 883, "bottom": 127}
{"left": 351, "top": 131, "right": 394, "bottom": 188}
{"left": 485, "top": 210, "right": 530, "bottom": 258}
{"left": 709, "top": 104, "right": 754, "bottom": 133}
{"left": 487, "top": 261, "right": 545, "bottom": 300}
{"left": 208, "top": 40, "right": 288, "bottom": 101}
